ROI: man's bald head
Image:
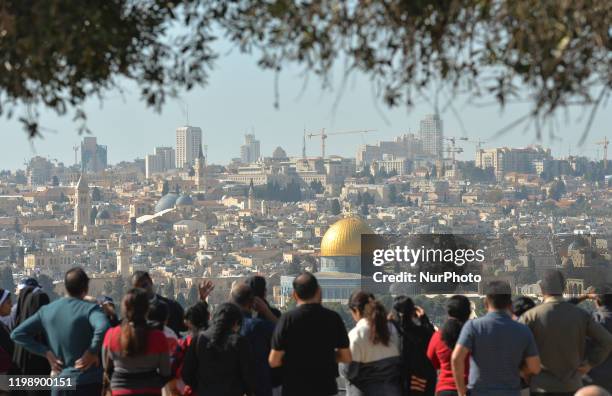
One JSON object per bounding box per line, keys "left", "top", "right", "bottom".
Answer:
{"left": 231, "top": 283, "right": 254, "bottom": 309}
{"left": 575, "top": 386, "right": 611, "bottom": 396}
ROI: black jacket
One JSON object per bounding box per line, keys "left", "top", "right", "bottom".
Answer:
{"left": 156, "top": 294, "right": 186, "bottom": 335}
{"left": 182, "top": 330, "right": 255, "bottom": 396}
{"left": 12, "top": 287, "right": 50, "bottom": 376}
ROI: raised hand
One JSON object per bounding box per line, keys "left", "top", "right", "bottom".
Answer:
{"left": 198, "top": 280, "right": 215, "bottom": 301}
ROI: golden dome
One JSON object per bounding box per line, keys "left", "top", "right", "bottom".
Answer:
{"left": 320, "top": 216, "right": 373, "bottom": 257}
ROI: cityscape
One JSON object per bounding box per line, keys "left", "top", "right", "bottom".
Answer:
{"left": 1, "top": 113, "right": 611, "bottom": 324}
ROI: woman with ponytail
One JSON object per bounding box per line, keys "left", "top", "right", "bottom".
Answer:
{"left": 182, "top": 302, "right": 255, "bottom": 396}
{"left": 426, "top": 295, "right": 472, "bottom": 396}
{"left": 341, "top": 291, "right": 402, "bottom": 396}
{"left": 102, "top": 288, "right": 171, "bottom": 395}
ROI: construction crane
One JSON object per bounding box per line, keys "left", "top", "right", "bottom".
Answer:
{"left": 467, "top": 138, "right": 487, "bottom": 151}
{"left": 444, "top": 136, "right": 468, "bottom": 169}
{"left": 307, "top": 128, "right": 376, "bottom": 159}
{"left": 595, "top": 137, "right": 609, "bottom": 171}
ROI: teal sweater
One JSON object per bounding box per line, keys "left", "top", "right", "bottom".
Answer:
{"left": 11, "top": 297, "right": 110, "bottom": 384}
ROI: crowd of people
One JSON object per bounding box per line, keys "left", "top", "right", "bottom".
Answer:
{"left": 0, "top": 267, "right": 609, "bottom": 396}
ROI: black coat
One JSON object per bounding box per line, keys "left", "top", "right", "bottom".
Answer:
{"left": 12, "top": 287, "right": 51, "bottom": 376}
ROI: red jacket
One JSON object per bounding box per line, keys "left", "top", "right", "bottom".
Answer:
{"left": 426, "top": 330, "right": 469, "bottom": 393}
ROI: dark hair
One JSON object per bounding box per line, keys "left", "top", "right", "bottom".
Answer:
{"left": 120, "top": 288, "right": 150, "bottom": 357}
{"left": 64, "top": 267, "right": 89, "bottom": 297}
{"left": 148, "top": 300, "right": 169, "bottom": 330}
{"left": 131, "top": 271, "right": 152, "bottom": 287}
{"left": 246, "top": 276, "right": 267, "bottom": 299}
{"left": 540, "top": 270, "right": 565, "bottom": 296}
{"left": 231, "top": 283, "right": 254, "bottom": 307}
{"left": 484, "top": 280, "right": 513, "bottom": 309}
{"left": 185, "top": 301, "right": 210, "bottom": 331}
{"left": 595, "top": 285, "right": 612, "bottom": 308}
{"left": 441, "top": 295, "right": 471, "bottom": 349}
{"left": 292, "top": 272, "right": 319, "bottom": 301}
{"left": 393, "top": 295, "right": 416, "bottom": 318}
{"left": 208, "top": 303, "right": 242, "bottom": 348}
{"left": 348, "top": 291, "right": 390, "bottom": 345}
{"left": 513, "top": 296, "right": 536, "bottom": 317}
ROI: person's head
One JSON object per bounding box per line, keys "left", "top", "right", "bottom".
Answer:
{"left": 99, "top": 297, "right": 117, "bottom": 321}
{"left": 484, "top": 280, "right": 513, "bottom": 311}
{"left": 292, "top": 272, "right": 320, "bottom": 304}
{"left": 148, "top": 300, "right": 169, "bottom": 330}
{"left": 230, "top": 283, "right": 254, "bottom": 311}
{"left": 64, "top": 267, "right": 89, "bottom": 298}
{"left": 120, "top": 288, "right": 150, "bottom": 356}
{"left": 17, "top": 277, "right": 39, "bottom": 295}
{"left": 539, "top": 269, "right": 566, "bottom": 296}
{"left": 246, "top": 275, "right": 267, "bottom": 300}
{"left": 0, "top": 289, "right": 11, "bottom": 316}
{"left": 594, "top": 285, "right": 612, "bottom": 309}
{"left": 185, "top": 301, "right": 210, "bottom": 332}
{"left": 209, "top": 302, "right": 243, "bottom": 348}
{"left": 348, "top": 291, "right": 374, "bottom": 321}
{"left": 392, "top": 295, "right": 416, "bottom": 319}
{"left": 441, "top": 295, "right": 471, "bottom": 349}
{"left": 513, "top": 296, "right": 536, "bottom": 318}
{"left": 354, "top": 295, "right": 391, "bottom": 346}
{"left": 131, "top": 271, "right": 154, "bottom": 297}
{"left": 575, "top": 385, "right": 612, "bottom": 396}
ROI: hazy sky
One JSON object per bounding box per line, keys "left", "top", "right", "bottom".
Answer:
{"left": 2, "top": 45, "right": 610, "bottom": 170}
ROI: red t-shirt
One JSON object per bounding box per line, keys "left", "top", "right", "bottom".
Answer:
{"left": 426, "top": 330, "right": 469, "bottom": 393}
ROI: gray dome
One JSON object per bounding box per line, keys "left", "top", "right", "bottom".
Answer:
{"left": 96, "top": 209, "right": 111, "bottom": 219}
{"left": 155, "top": 193, "right": 179, "bottom": 212}
{"left": 176, "top": 194, "right": 194, "bottom": 206}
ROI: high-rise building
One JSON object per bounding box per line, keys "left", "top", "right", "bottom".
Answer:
{"left": 476, "top": 146, "right": 552, "bottom": 180}
{"left": 176, "top": 126, "right": 202, "bottom": 169}
{"left": 73, "top": 174, "right": 91, "bottom": 232}
{"left": 27, "top": 156, "right": 53, "bottom": 185}
{"left": 81, "top": 137, "right": 108, "bottom": 173}
{"left": 145, "top": 146, "right": 176, "bottom": 178}
{"left": 419, "top": 114, "right": 443, "bottom": 159}
{"left": 240, "top": 134, "right": 261, "bottom": 164}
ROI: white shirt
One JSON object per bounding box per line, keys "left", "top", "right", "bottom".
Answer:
{"left": 348, "top": 318, "right": 400, "bottom": 363}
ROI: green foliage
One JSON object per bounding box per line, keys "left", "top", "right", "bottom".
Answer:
{"left": 548, "top": 180, "right": 566, "bottom": 201}
{"left": 186, "top": 284, "right": 199, "bottom": 307}
{"left": 161, "top": 181, "right": 170, "bottom": 196}
{"left": 330, "top": 198, "right": 341, "bottom": 215}
{"left": 37, "top": 274, "right": 60, "bottom": 301}
{"left": 91, "top": 187, "right": 102, "bottom": 202}
{"left": 309, "top": 180, "right": 324, "bottom": 194}
{"left": 0, "top": 265, "right": 15, "bottom": 292}
{"left": 255, "top": 181, "right": 302, "bottom": 202}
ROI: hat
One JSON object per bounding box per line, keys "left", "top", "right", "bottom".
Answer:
{"left": 17, "top": 277, "right": 40, "bottom": 291}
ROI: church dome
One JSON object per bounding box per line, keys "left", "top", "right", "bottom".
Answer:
{"left": 176, "top": 194, "right": 194, "bottom": 207}
{"left": 320, "top": 216, "right": 373, "bottom": 257}
{"left": 154, "top": 192, "right": 178, "bottom": 213}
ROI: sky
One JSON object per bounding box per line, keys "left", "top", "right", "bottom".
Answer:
{"left": 1, "top": 44, "right": 610, "bottom": 170}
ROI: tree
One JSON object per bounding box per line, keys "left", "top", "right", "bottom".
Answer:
{"left": 112, "top": 276, "right": 126, "bottom": 304}
{"left": 360, "top": 204, "right": 369, "bottom": 216}
{"left": 187, "top": 285, "right": 199, "bottom": 307}
{"left": 90, "top": 206, "right": 98, "bottom": 225}
{"left": 164, "top": 279, "right": 175, "bottom": 299}
{"left": 0, "top": 265, "right": 14, "bottom": 292}
{"left": 485, "top": 189, "right": 504, "bottom": 203}
{"left": 176, "top": 292, "right": 186, "bottom": 308}
{"left": 330, "top": 199, "right": 341, "bottom": 215}
{"left": 51, "top": 175, "right": 59, "bottom": 186}
{"left": 161, "top": 181, "right": 170, "bottom": 196}
{"left": 548, "top": 180, "right": 566, "bottom": 201}
{"left": 389, "top": 184, "right": 398, "bottom": 204}
{"left": 91, "top": 187, "right": 102, "bottom": 201}
{"left": 3, "top": 2, "right": 607, "bottom": 141}
{"left": 37, "top": 274, "right": 60, "bottom": 301}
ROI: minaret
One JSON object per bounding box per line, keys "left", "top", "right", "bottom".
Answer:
{"left": 194, "top": 144, "right": 206, "bottom": 191}
{"left": 247, "top": 179, "right": 255, "bottom": 210}
{"left": 116, "top": 234, "right": 131, "bottom": 278}
{"left": 73, "top": 174, "right": 91, "bottom": 232}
